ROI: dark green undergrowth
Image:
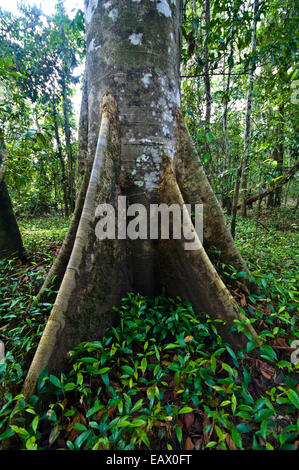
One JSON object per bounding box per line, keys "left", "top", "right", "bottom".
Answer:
{"left": 0, "top": 211, "right": 298, "bottom": 450}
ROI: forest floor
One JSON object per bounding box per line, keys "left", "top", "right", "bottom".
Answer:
{"left": 0, "top": 206, "right": 298, "bottom": 450}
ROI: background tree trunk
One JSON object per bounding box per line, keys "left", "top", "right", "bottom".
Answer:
{"left": 52, "top": 95, "right": 70, "bottom": 217}
{"left": 203, "top": 0, "right": 212, "bottom": 178}
{"left": 231, "top": 0, "right": 259, "bottom": 236}
{"left": 268, "top": 104, "right": 284, "bottom": 207}
{"left": 59, "top": 0, "right": 76, "bottom": 211}
{"left": 222, "top": 44, "right": 233, "bottom": 214}
{"left": 239, "top": 0, "right": 259, "bottom": 217}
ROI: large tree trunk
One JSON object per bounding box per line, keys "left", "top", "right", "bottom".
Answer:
{"left": 22, "top": 0, "right": 260, "bottom": 402}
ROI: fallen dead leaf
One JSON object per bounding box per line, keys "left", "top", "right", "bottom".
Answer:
{"left": 265, "top": 305, "right": 272, "bottom": 315}
{"left": 184, "top": 436, "right": 194, "bottom": 450}
{"left": 97, "top": 405, "right": 117, "bottom": 421}
{"left": 184, "top": 336, "right": 193, "bottom": 343}
{"left": 240, "top": 294, "right": 247, "bottom": 307}
{"left": 203, "top": 412, "right": 214, "bottom": 445}
{"left": 193, "top": 438, "right": 202, "bottom": 450}
{"left": 236, "top": 280, "right": 249, "bottom": 295}
{"left": 256, "top": 360, "right": 276, "bottom": 381}
{"left": 274, "top": 337, "right": 289, "bottom": 348}
{"left": 226, "top": 434, "right": 238, "bottom": 450}
{"left": 183, "top": 412, "right": 195, "bottom": 431}
{"left": 258, "top": 436, "right": 266, "bottom": 447}
{"left": 0, "top": 324, "right": 9, "bottom": 332}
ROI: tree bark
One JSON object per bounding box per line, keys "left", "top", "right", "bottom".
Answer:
{"left": 231, "top": 0, "right": 259, "bottom": 236}
{"left": 21, "top": 0, "right": 260, "bottom": 402}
